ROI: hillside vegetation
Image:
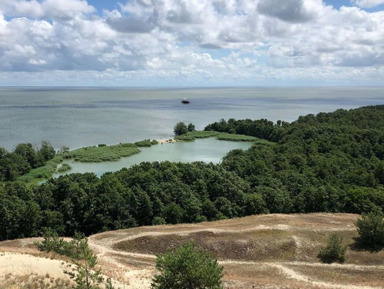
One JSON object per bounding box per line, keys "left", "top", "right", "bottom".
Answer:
{"left": 1, "top": 105, "right": 384, "bottom": 241}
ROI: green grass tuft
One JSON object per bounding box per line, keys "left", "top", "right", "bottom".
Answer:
{"left": 175, "top": 131, "right": 275, "bottom": 145}
{"left": 216, "top": 133, "right": 259, "bottom": 142}
{"left": 63, "top": 143, "right": 140, "bottom": 162}
{"left": 17, "top": 156, "right": 63, "bottom": 183}
{"left": 57, "top": 163, "right": 72, "bottom": 173}
{"left": 135, "top": 139, "right": 158, "bottom": 147}
{"left": 175, "top": 131, "right": 220, "bottom": 141}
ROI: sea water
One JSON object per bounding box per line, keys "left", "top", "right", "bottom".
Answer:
{"left": 0, "top": 87, "right": 383, "bottom": 151}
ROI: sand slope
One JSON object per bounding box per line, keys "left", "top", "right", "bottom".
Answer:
{"left": 1, "top": 213, "right": 384, "bottom": 289}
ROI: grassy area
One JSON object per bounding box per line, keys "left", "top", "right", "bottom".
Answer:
{"left": 57, "top": 163, "right": 72, "bottom": 173}
{"left": 135, "top": 139, "right": 158, "bottom": 147}
{"left": 175, "top": 131, "right": 275, "bottom": 145}
{"left": 175, "top": 131, "right": 220, "bottom": 141}
{"left": 217, "top": 133, "right": 260, "bottom": 142}
{"left": 2, "top": 273, "right": 71, "bottom": 289}
{"left": 63, "top": 143, "right": 140, "bottom": 162}
{"left": 16, "top": 143, "right": 141, "bottom": 184}
{"left": 17, "top": 156, "right": 63, "bottom": 183}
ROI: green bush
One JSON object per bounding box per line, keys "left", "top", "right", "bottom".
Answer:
{"left": 174, "top": 122, "right": 188, "bottom": 136}
{"left": 35, "top": 230, "right": 86, "bottom": 259}
{"left": 152, "top": 217, "right": 166, "bottom": 225}
{"left": 355, "top": 209, "right": 384, "bottom": 250}
{"left": 174, "top": 134, "right": 195, "bottom": 142}
{"left": 317, "top": 234, "right": 347, "bottom": 263}
{"left": 18, "top": 155, "right": 63, "bottom": 182}
{"left": 34, "top": 229, "right": 66, "bottom": 254}
{"left": 151, "top": 242, "right": 223, "bottom": 289}
{"left": 187, "top": 123, "right": 196, "bottom": 132}
{"left": 57, "top": 163, "right": 72, "bottom": 173}
{"left": 135, "top": 139, "right": 153, "bottom": 147}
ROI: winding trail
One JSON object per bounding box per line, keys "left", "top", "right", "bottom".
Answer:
{"left": 1, "top": 213, "right": 383, "bottom": 289}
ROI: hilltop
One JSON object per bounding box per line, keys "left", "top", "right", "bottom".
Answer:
{"left": 1, "top": 213, "right": 384, "bottom": 289}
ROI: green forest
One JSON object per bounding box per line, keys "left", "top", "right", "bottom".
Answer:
{"left": 1, "top": 105, "right": 384, "bottom": 241}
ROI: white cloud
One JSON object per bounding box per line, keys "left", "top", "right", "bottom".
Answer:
{"left": 352, "top": 0, "right": 384, "bottom": 8}
{"left": 0, "top": 0, "right": 383, "bottom": 85}
{"left": 0, "top": 0, "right": 95, "bottom": 19}
{"left": 257, "top": 0, "right": 315, "bottom": 23}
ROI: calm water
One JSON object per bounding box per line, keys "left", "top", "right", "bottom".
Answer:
{"left": 55, "top": 138, "right": 253, "bottom": 177}
{"left": 0, "top": 87, "right": 383, "bottom": 150}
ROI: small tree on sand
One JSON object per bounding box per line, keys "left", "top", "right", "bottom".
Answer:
{"left": 65, "top": 234, "right": 103, "bottom": 289}
{"left": 151, "top": 242, "right": 223, "bottom": 289}
{"left": 36, "top": 231, "right": 113, "bottom": 289}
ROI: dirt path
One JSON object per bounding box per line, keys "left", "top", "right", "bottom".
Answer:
{"left": 1, "top": 213, "right": 383, "bottom": 289}
{"left": 86, "top": 214, "right": 381, "bottom": 289}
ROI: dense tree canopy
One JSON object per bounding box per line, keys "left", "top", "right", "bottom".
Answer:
{"left": 0, "top": 141, "right": 56, "bottom": 181}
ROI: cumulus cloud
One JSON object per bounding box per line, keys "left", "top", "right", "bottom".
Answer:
{"left": 0, "top": 0, "right": 95, "bottom": 19}
{"left": 352, "top": 0, "right": 384, "bottom": 8}
{"left": 257, "top": 0, "right": 314, "bottom": 23}
{"left": 106, "top": 10, "right": 155, "bottom": 33}
{"left": 0, "top": 0, "right": 383, "bottom": 85}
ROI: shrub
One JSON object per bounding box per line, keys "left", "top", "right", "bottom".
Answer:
{"left": 65, "top": 235, "right": 103, "bottom": 289}
{"left": 187, "top": 123, "right": 196, "bottom": 132}
{"left": 151, "top": 242, "right": 223, "bottom": 289}
{"left": 355, "top": 209, "right": 384, "bottom": 250}
{"left": 152, "top": 217, "right": 166, "bottom": 225}
{"left": 174, "top": 122, "right": 188, "bottom": 136}
{"left": 57, "top": 163, "right": 71, "bottom": 173}
{"left": 135, "top": 139, "right": 153, "bottom": 147}
{"left": 317, "top": 234, "right": 347, "bottom": 263}
{"left": 34, "top": 229, "right": 66, "bottom": 254}
{"left": 36, "top": 231, "right": 107, "bottom": 289}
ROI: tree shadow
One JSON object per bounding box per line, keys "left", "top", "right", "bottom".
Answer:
{"left": 349, "top": 237, "right": 384, "bottom": 253}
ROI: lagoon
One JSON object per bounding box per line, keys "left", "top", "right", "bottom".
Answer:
{"left": 54, "top": 138, "right": 253, "bottom": 177}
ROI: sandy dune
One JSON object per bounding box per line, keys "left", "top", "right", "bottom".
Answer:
{"left": 1, "top": 213, "right": 384, "bottom": 289}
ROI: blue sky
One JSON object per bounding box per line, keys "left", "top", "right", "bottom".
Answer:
{"left": 0, "top": 0, "right": 383, "bottom": 87}
{"left": 324, "top": 0, "right": 384, "bottom": 10}
{"left": 87, "top": 0, "right": 120, "bottom": 13}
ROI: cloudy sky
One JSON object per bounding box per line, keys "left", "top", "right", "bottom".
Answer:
{"left": 0, "top": 0, "right": 383, "bottom": 86}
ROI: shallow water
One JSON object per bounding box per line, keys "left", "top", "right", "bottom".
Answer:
{"left": 1, "top": 87, "right": 383, "bottom": 151}
{"left": 54, "top": 138, "right": 253, "bottom": 177}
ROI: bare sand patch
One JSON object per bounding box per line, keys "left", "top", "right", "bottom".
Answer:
{"left": 2, "top": 213, "right": 384, "bottom": 289}
{"left": 0, "top": 252, "right": 70, "bottom": 280}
